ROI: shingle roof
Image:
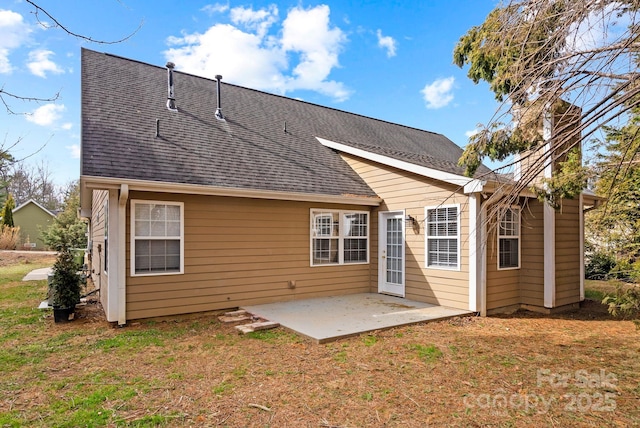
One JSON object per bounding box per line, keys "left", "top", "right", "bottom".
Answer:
{"left": 81, "top": 49, "right": 485, "bottom": 198}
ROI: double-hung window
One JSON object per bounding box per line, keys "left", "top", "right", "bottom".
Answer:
{"left": 425, "top": 205, "right": 459, "bottom": 269}
{"left": 311, "top": 210, "right": 369, "bottom": 266}
{"left": 498, "top": 206, "right": 520, "bottom": 270}
{"left": 131, "top": 200, "right": 184, "bottom": 276}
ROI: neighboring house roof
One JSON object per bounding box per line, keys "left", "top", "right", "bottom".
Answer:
{"left": 81, "top": 49, "right": 489, "bottom": 199}
{"left": 12, "top": 199, "right": 56, "bottom": 217}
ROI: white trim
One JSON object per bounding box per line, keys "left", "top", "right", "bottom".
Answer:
{"left": 579, "top": 193, "right": 585, "bottom": 301}
{"left": 479, "top": 202, "right": 488, "bottom": 317}
{"left": 424, "top": 204, "right": 461, "bottom": 271}
{"left": 316, "top": 137, "right": 484, "bottom": 194}
{"left": 513, "top": 152, "right": 522, "bottom": 182}
{"left": 378, "top": 210, "right": 406, "bottom": 297}
{"left": 497, "top": 206, "right": 521, "bottom": 271}
{"left": 12, "top": 199, "right": 56, "bottom": 217}
{"left": 543, "top": 112, "right": 553, "bottom": 179}
{"left": 105, "top": 190, "right": 119, "bottom": 323}
{"left": 309, "top": 208, "right": 370, "bottom": 267}
{"left": 80, "top": 175, "right": 382, "bottom": 212}
{"left": 117, "top": 184, "right": 128, "bottom": 325}
{"left": 543, "top": 202, "right": 556, "bottom": 308}
{"left": 130, "top": 199, "right": 185, "bottom": 277}
{"left": 468, "top": 194, "right": 479, "bottom": 312}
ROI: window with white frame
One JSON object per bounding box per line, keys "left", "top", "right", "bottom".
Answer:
{"left": 425, "top": 205, "right": 459, "bottom": 269}
{"left": 311, "top": 210, "right": 369, "bottom": 266}
{"left": 131, "top": 200, "right": 184, "bottom": 275}
{"left": 498, "top": 206, "right": 520, "bottom": 269}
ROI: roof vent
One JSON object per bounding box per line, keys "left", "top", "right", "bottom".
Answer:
{"left": 215, "top": 74, "right": 225, "bottom": 120}
{"left": 166, "top": 62, "right": 178, "bottom": 112}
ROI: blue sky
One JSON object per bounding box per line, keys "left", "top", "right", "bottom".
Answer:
{"left": 1, "top": 0, "right": 502, "bottom": 187}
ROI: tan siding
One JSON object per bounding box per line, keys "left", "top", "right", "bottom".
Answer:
{"left": 519, "top": 199, "right": 545, "bottom": 306}
{"left": 484, "top": 212, "right": 520, "bottom": 310}
{"left": 125, "top": 192, "right": 372, "bottom": 320}
{"left": 555, "top": 198, "right": 581, "bottom": 306}
{"left": 341, "top": 154, "right": 470, "bottom": 310}
{"left": 90, "top": 190, "right": 109, "bottom": 312}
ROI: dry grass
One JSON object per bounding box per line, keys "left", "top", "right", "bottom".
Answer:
{"left": 0, "top": 226, "right": 21, "bottom": 250}
{"left": 1, "top": 253, "right": 639, "bottom": 427}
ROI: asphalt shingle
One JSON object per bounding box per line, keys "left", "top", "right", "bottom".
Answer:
{"left": 81, "top": 49, "right": 485, "bottom": 197}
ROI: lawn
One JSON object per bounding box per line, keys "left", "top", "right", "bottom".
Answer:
{"left": 0, "top": 253, "right": 639, "bottom": 427}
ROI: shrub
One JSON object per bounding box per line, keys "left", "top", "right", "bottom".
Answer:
{"left": 585, "top": 251, "right": 616, "bottom": 280}
{"left": 0, "top": 225, "right": 20, "bottom": 250}
{"left": 51, "top": 248, "right": 82, "bottom": 309}
{"left": 603, "top": 285, "right": 640, "bottom": 329}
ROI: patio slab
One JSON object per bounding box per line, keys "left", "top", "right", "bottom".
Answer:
{"left": 242, "top": 293, "right": 472, "bottom": 343}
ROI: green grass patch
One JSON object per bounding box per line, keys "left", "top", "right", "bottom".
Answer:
{"left": 362, "top": 334, "right": 378, "bottom": 346}
{"left": 409, "top": 344, "right": 443, "bottom": 363}
{"left": 95, "top": 329, "right": 166, "bottom": 351}
{"left": 212, "top": 381, "right": 233, "bottom": 395}
{"left": 244, "top": 328, "right": 297, "bottom": 343}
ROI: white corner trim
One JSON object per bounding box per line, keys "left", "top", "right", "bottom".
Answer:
{"left": 543, "top": 203, "right": 556, "bottom": 308}
{"left": 579, "top": 193, "right": 585, "bottom": 301}
{"left": 117, "top": 184, "right": 129, "bottom": 326}
{"left": 543, "top": 112, "right": 553, "bottom": 179}
{"left": 468, "top": 194, "right": 479, "bottom": 312}
{"left": 316, "top": 137, "right": 484, "bottom": 194}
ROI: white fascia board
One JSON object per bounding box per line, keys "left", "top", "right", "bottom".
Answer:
{"left": 317, "top": 137, "right": 484, "bottom": 194}
{"left": 80, "top": 175, "right": 382, "bottom": 207}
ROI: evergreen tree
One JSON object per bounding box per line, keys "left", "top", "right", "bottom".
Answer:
{"left": 1, "top": 194, "right": 15, "bottom": 227}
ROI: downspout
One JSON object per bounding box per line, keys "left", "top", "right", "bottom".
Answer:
{"left": 118, "top": 184, "right": 129, "bottom": 326}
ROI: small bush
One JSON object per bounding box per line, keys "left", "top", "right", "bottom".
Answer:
{"left": 585, "top": 251, "right": 616, "bottom": 280}
{"left": 0, "top": 226, "right": 20, "bottom": 250}
{"left": 603, "top": 285, "right": 640, "bottom": 329}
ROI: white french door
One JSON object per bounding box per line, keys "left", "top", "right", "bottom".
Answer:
{"left": 378, "top": 211, "right": 405, "bottom": 297}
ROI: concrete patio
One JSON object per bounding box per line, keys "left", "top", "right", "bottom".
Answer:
{"left": 242, "top": 293, "right": 472, "bottom": 343}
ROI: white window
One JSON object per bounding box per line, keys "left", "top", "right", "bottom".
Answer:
{"left": 425, "top": 205, "right": 460, "bottom": 269}
{"left": 310, "top": 209, "right": 369, "bottom": 266}
{"left": 131, "top": 200, "right": 184, "bottom": 276}
{"left": 498, "top": 206, "right": 520, "bottom": 270}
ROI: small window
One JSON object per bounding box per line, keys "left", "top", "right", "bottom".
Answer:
{"left": 311, "top": 210, "right": 369, "bottom": 266}
{"left": 498, "top": 206, "right": 520, "bottom": 270}
{"left": 131, "top": 200, "right": 184, "bottom": 276}
{"left": 425, "top": 205, "right": 459, "bottom": 269}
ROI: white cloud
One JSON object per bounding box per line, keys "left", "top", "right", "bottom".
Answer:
{"left": 26, "top": 103, "right": 65, "bottom": 126}
{"left": 376, "top": 29, "right": 397, "bottom": 58}
{"left": 66, "top": 144, "right": 80, "bottom": 159}
{"left": 201, "top": 3, "right": 229, "bottom": 15}
{"left": 27, "top": 49, "right": 65, "bottom": 78}
{"left": 421, "top": 77, "right": 455, "bottom": 109}
{"left": 0, "top": 9, "right": 32, "bottom": 74}
{"left": 61, "top": 122, "right": 73, "bottom": 130}
{"left": 230, "top": 5, "right": 278, "bottom": 38}
{"left": 465, "top": 129, "right": 479, "bottom": 138}
{"left": 165, "top": 4, "right": 350, "bottom": 101}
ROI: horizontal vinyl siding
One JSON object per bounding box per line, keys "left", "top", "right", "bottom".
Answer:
{"left": 341, "top": 154, "right": 470, "bottom": 311}
{"left": 90, "top": 190, "right": 109, "bottom": 313}
{"left": 555, "top": 198, "right": 581, "bottom": 306}
{"left": 485, "top": 209, "right": 520, "bottom": 310}
{"left": 125, "top": 192, "right": 372, "bottom": 319}
{"left": 519, "top": 199, "right": 544, "bottom": 306}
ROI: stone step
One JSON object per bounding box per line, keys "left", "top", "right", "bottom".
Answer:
{"left": 235, "top": 321, "right": 280, "bottom": 334}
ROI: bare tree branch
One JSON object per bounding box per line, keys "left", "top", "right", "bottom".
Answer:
{"left": 25, "top": 0, "right": 143, "bottom": 45}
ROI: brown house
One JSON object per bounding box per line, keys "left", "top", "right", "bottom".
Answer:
{"left": 80, "top": 49, "right": 597, "bottom": 325}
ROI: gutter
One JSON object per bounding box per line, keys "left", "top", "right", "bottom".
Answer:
{"left": 81, "top": 175, "right": 382, "bottom": 207}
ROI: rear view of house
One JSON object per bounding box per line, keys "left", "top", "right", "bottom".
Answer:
{"left": 80, "top": 49, "right": 597, "bottom": 325}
